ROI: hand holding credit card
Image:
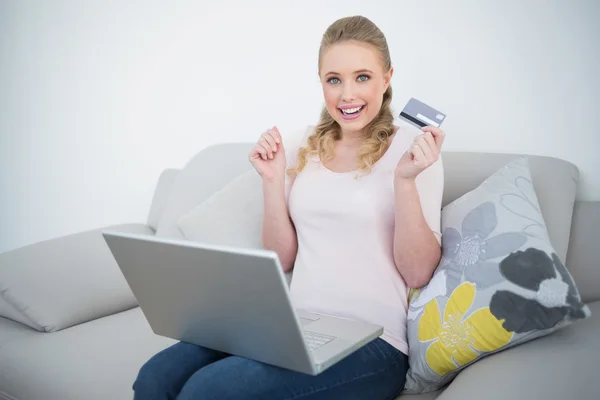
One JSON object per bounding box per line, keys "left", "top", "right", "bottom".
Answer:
{"left": 395, "top": 98, "right": 446, "bottom": 181}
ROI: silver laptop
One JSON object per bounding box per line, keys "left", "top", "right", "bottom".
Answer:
{"left": 101, "top": 230, "right": 383, "bottom": 375}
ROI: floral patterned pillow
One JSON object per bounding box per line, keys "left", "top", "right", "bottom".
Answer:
{"left": 403, "top": 157, "right": 591, "bottom": 394}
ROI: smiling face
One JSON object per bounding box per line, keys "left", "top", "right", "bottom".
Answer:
{"left": 319, "top": 40, "right": 393, "bottom": 136}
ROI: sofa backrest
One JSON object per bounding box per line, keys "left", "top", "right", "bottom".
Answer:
{"left": 147, "top": 144, "right": 598, "bottom": 301}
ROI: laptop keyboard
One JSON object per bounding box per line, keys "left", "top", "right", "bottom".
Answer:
{"left": 303, "top": 330, "right": 336, "bottom": 351}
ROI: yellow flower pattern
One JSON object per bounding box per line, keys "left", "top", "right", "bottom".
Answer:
{"left": 408, "top": 287, "right": 423, "bottom": 303}
{"left": 418, "top": 282, "right": 514, "bottom": 376}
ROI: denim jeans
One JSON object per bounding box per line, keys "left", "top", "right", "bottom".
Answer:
{"left": 133, "top": 338, "right": 408, "bottom": 400}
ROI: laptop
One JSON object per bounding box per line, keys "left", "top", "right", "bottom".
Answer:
{"left": 101, "top": 230, "right": 383, "bottom": 375}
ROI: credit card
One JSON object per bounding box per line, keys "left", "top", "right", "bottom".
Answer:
{"left": 399, "top": 98, "right": 446, "bottom": 128}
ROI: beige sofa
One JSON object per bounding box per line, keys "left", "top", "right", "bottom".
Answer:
{"left": 0, "top": 143, "right": 598, "bottom": 400}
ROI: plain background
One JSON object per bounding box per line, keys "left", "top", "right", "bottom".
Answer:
{"left": 1, "top": 0, "right": 599, "bottom": 253}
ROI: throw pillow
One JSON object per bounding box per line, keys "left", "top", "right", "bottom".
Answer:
{"left": 154, "top": 142, "right": 257, "bottom": 240}
{"left": 404, "top": 157, "right": 591, "bottom": 394}
{"left": 177, "top": 169, "right": 294, "bottom": 286}
{"left": 0, "top": 223, "right": 153, "bottom": 332}
{"left": 178, "top": 169, "right": 264, "bottom": 249}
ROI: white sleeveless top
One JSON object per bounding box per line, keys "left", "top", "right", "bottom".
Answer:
{"left": 284, "top": 119, "right": 443, "bottom": 354}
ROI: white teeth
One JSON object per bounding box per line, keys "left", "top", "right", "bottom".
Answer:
{"left": 341, "top": 106, "right": 363, "bottom": 114}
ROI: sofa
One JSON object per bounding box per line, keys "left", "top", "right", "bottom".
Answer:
{"left": 1, "top": 141, "right": 598, "bottom": 400}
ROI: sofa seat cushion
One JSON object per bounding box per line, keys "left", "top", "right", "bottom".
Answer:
{"left": 398, "top": 390, "right": 444, "bottom": 399}
{"left": 0, "top": 317, "right": 37, "bottom": 349}
{"left": 0, "top": 307, "right": 176, "bottom": 400}
{"left": 1, "top": 302, "right": 597, "bottom": 400}
{"left": 435, "top": 300, "right": 600, "bottom": 400}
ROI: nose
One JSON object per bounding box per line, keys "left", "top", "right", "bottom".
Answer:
{"left": 340, "top": 81, "right": 356, "bottom": 102}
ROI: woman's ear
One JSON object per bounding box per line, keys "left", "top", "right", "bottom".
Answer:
{"left": 384, "top": 66, "right": 394, "bottom": 90}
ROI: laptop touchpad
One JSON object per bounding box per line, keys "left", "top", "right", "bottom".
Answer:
{"left": 299, "top": 318, "right": 315, "bottom": 326}
{"left": 297, "top": 310, "right": 320, "bottom": 326}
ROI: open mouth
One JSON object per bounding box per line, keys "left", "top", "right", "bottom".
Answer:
{"left": 338, "top": 105, "right": 365, "bottom": 120}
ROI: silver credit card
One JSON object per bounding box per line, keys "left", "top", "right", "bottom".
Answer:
{"left": 399, "top": 98, "right": 446, "bottom": 128}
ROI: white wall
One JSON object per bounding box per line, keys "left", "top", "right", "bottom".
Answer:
{"left": 1, "top": 0, "right": 599, "bottom": 253}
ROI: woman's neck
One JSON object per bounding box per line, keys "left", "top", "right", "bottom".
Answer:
{"left": 339, "top": 128, "right": 365, "bottom": 144}
{"left": 339, "top": 125, "right": 399, "bottom": 147}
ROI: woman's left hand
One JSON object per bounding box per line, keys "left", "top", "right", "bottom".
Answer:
{"left": 395, "top": 126, "right": 445, "bottom": 181}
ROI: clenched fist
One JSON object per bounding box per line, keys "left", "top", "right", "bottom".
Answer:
{"left": 395, "top": 126, "right": 445, "bottom": 181}
{"left": 249, "top": 126, "right": 286, "bottom": 182}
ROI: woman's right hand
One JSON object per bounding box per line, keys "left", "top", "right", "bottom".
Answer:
{"left": 249, "top": 126, "right": 286, "bottom": 182}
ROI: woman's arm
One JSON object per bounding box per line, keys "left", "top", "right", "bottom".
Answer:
{"left": 392, "top": 170, "right": 442, "bottom": 288}
{"left": 249, "top": 126, "right": 300, "bottom": 272}
{"left": 392, "top": 127, "right": 445, "bottom": 288}
{"left": 261, "top": 176, "right": 298, "bottom": 272}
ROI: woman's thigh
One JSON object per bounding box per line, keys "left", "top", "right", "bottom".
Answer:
{"left": 177, "top": 338, "right": 408, "bottom": 400}
{"left": 133, "top": 341, "right": 229, "bottom": 400}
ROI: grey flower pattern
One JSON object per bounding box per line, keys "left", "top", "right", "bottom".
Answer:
{"left": 442, "top": 201, "right": 527, "bottom": 292}
{"left": 499, "top": 175, "right": 547, "bottom": 240}
{"left": 489, "top": 248, "right": 587, "bottom": 333}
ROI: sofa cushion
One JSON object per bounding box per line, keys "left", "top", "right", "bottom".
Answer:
{"left": 0, "top": 223, "right": 153, "bottom": 333}
{"left": 178, "top": 169, "right": 264, "bottom": 249}
{"left": 177, "top": 168, "right": 296, "bottom": 286}
{"left": 404, "top": 158, "right": 590, "bottom": 394}
{"left": 398, "top": 390, "right": 444, "bottom": 399}
{"left": 0, "top": 307, "right": 176, "bottom": 400}
{"left": 0, "top": 306, "right": 447, "bottom": 400}
{"left": 435, "top": 300, "right": 600, "bottom": 400}
{"left": 147, "top": 168, "right": 180, "bottom": 232}
{"left": 154, "top": 143, "right": 255, "bottom": 239}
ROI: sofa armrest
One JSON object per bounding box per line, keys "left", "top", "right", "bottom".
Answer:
{"left": 0, "top": 223, "right": 154, "bottom": 332}
{"left": 435, "top": 301, "right": 600, "bottom": 400}
{"left": 566, "top": 201, "right": 600, "bottom": 303}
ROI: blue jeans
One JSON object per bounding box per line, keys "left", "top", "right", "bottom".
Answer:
{"left": 133, "top": 338, "right": 408, "bottom": 400}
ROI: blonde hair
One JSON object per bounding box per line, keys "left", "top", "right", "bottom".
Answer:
{"left": 288, "top": 15, "right": 394, "bottom": 177}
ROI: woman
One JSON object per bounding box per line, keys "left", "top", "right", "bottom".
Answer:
{"left": 133, "top": 15, "right": 445, "bottom": 399}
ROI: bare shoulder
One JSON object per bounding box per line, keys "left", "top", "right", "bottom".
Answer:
{"left": 387, "top": 124, "right": 418, "bottom": 155}
{"left": 284, "top": 125, "right": 315, "bottom": 167}
{"left": 387, "top": 124, "right": 402, "bottom": 143}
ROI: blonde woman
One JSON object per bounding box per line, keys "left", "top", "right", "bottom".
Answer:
{"left": 133, "top": 15, "right": 445, "bottom": 399}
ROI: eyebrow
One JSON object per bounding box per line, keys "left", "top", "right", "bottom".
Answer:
{"left": 324, "top": 69, "right": 374, "bottom": 76}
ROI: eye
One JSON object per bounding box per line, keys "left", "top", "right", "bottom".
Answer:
{"left": 327, "top": 77, "right": 341, "bottom": 84}
{"left": 357, "top": 74, "right": 370, "bottom": 82}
